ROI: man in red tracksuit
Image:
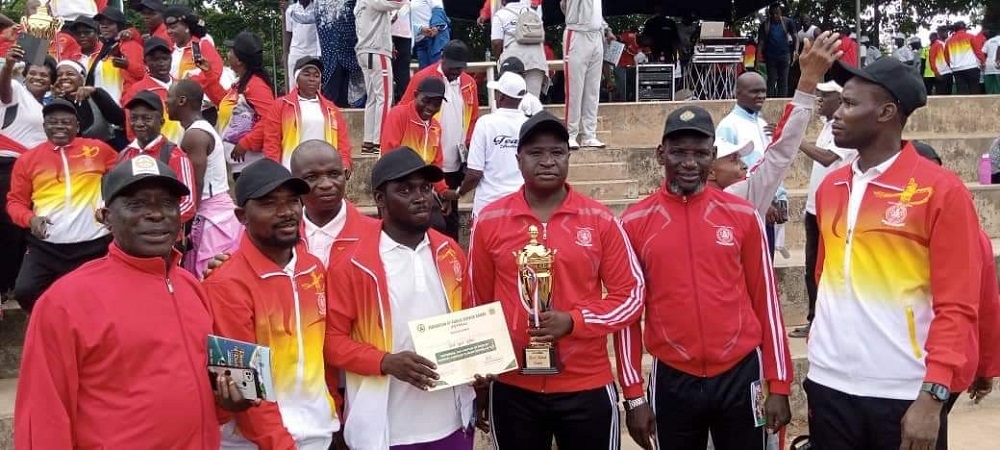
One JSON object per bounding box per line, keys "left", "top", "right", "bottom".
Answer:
{"left": 15, "top": 155, "right": 238, "bottom": 448}
{"left": 469, "top": 111, "right": 645, "bottom": 449}
{"left": 203, "top": 159, "right": 339, "bottom": 449}
{"left": 6, "top": 99, "right": 117, "bottom": 312}
{"left": 619, "top": 106, "right": 793, "bottom": 450}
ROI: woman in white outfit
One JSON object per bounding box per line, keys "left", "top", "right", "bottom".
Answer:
{"left": 490, "top": 0, "right": 549, "bottom": 97}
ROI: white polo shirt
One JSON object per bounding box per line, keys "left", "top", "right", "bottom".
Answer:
{"left": 304, "top": 203, "right": 347, "bottom": 268}
{"left": 380, "top": 232, "right": 463, "bottom": 446}
{"left": 467, "top": 108, "right": 527, "bottom": 216}
{"left": 805, "top": 118, "right": 857, "bottom": 215}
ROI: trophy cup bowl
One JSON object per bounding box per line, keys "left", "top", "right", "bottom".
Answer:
{"left": 515, "top": 225, "right": 559, "bottom": 375}
{"left": 19, "top": 1, "right": 64, "bottom": 66}
{"left": 22, "top": 2, "right": 64, "bottom": 41}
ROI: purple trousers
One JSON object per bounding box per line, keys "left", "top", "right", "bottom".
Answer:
{"left": 389, "top": 428, "right": 474, "bottom": 450}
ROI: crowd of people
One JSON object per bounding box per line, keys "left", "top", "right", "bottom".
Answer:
{"left": 1, "top": 1, "right": 999, "bottom": 450}
{"left": 750, "top": 4, "right": 1000, "bottom": 98}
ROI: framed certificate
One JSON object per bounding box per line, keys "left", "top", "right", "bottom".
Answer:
{"left": 408, "top": 303, "right": 518, "bottom": 391}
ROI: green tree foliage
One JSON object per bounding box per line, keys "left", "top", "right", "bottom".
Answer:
{"left": 776, "top": 0, "right": 987, "bottom": 47}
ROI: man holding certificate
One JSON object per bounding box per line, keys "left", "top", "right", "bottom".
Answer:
{"left": 324, "top": 147, "right": 477, "bottom": 450}
{"left": 468, "top": 111, "right": 646, "bottom": 449}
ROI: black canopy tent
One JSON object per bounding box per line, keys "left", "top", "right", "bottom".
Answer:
{"left": 441, "top": 0, "right": 773, "bottom": 23}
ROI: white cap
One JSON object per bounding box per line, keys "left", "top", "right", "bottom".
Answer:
{"left": 860, "top": 35, "right": 871, "bottom": 43}
{"left": 817, "top": 80, "right": 843, "bottom": 93}
{"left": 486, "top": 72, "right": 527, "bottom": 100}
{"left": 715, "top": 140, "right": 754, "bottom": 160}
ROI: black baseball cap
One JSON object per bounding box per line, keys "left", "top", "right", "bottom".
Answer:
{"left": 102, "top": 154, "right": 189, "bottom": 204}
{"left": 518, "top": 111, "right": 570, "bottom": 151}
{"left": 294, "top": 55, "right": 323, "bottom": 73}
{"left": 144, "top": 37, "right": 171, "bottom": 55}
{"left": 370, "top": 147, "right": 445, "bottom": 191}
{"left": 163, "top": 5, "right": 193, "bottom": 20}
{"left": 416, "top": 77, "right": 447, "bottom": 100}
{"left": 42, "top": 98, "right": 77, "bottom": 116}
{"left": 72, "top": 16, "right": 100, "bottom": 32}
{"left": 441, "top": 40, "right": 470, "bottom": 70}
{"left": 225, "top": 31, "right": 263, "bottom": 61}
{"left": 132, "top": 0, "right": 164, "bottom": 13}
{"left": 125, "top": 90, "right": 163, "bottom": 112}
{"left": 94, "top": 7, "right": 127, "bottom": 25}
{"left": 662, "top": 105, "right": 715, "bottom": 138}
{"left": 499, "top": 57, "right": 525, "bottom": 74}
{"left": 234, "top": 159, "right": 311, "bottom": 207}
{"left": 831, "top": 58, "right": 927, "bottom": 116}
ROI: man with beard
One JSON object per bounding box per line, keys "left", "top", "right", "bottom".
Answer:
{"left": 468, "top": 112, "right": 645, "bottom": 449}
{"left": 805, "top": 57, "right": 982, "bottom": 450}
{"left": 16, "top": 155, "right": 252, "bottom": 449}
{"left": 619, "top": 105, "right": 792, "bottom": 450}
{"left": 203, "top": 158, "right": 340, "bottom": 450}
{"left": 6, "top": 99, "right": 116, "bottom": 313}
{"left": 325, "top": 147, "right": 477, "bottom": 450}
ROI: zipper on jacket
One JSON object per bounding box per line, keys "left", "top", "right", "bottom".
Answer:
{"left": 59, "top": 148, "right": 71, "bottom": 210}
{"left": 290, "top": 273, "right": 306, "bottom": 394}
{"left": 165, "top": 276, "right": 208, "bottom": 443}
{"left": 683, "top": 196, "right": 709, "bottom": 377}
{"left": 905, "top": 306, "right": 923, "bottom": 359}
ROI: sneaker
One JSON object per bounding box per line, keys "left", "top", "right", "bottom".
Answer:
{"left": 789, "top": 323, "right": 811, "bottom": 338}
{"left": 580, "top": 138, "right": 606, "bottom": 148}
{"left": 568, "top": 138, "right": 580, "bottom": 150}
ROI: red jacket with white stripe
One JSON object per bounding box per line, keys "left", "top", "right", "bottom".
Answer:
{"left": 469, "top": 185, "right": 645, "bottom": 394}
{"left": 620, "top": 185, "right": 793, "bottom": 397}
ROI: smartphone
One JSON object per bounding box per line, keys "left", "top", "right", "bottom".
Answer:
{"left": 207, "top": 365, "right": 262, "bottom": 401}
{"left": 191, "top": 41, "right": 203, "bottom": 64}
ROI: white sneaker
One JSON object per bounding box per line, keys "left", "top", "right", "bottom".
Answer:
{"left": 581, "top": 138, "right": 606, "bottom": 148}
{"left": 568, "top": 138, "right": 580, "bottom": 150}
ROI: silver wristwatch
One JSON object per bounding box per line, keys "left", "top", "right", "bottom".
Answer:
{"left": 625, "top": 397, "right": 647, "bottom": 411}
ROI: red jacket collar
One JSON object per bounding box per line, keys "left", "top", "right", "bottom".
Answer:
{"left": 108, "top": 242, "right": 183, "bottom": 277}
{"left": 657, "top": 181, "right": 716, "bottom": 204}
{"left": 349, "top": 220, "right": 454, "bottom": 273}
{"left": 827, "top": 141, "right": 920, "bottom": 192}
{"left": 237, "top": 232, "right": 317, "bottom": 278}
{"left": 506, "top": 184, "right": 583, "bottom": 219}
{"left": 281, "top": 89, "right": 335, "bottom": 110}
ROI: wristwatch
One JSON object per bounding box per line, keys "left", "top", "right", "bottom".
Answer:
{"left": 920, "top": 382, "right": 950, "bottom": 402}
{"left": 624, "top": 397, "right": 647, "bottom": 411}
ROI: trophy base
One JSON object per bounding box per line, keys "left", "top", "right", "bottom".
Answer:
{"left": 520, "top": 345, "right": 560, "bottom": 375}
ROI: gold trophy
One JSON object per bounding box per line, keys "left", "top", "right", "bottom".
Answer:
{"left": 19, "top": 1, "right": 65, "bottom": 66}
{"left": 515, "top": 225, "right": 559, "bottom": 375}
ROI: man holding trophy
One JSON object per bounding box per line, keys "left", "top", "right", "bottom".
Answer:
{"left": 468, "top": 111, "right": 645, "bottom": 449}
